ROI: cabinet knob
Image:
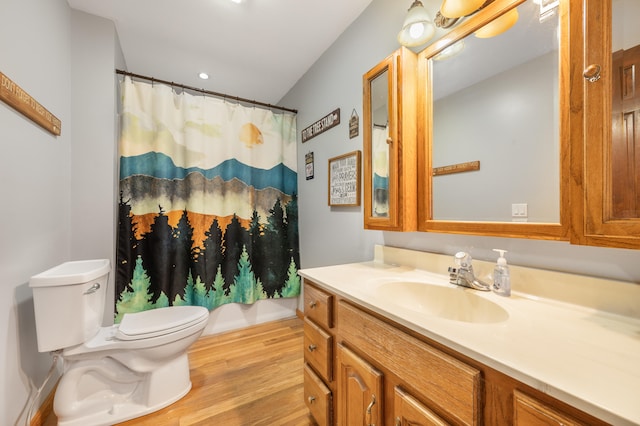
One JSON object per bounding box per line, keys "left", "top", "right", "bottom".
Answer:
{"left": 386, "top": 137, "right": 393, "bottom": 145}
{"left": 308, "top": 395, "right": 316, "bottom": 404}
{"left": 583, "top": 64, "right": 601, "bottom": 82}
{"left": 309, "top": 301, "right": 317, "bottom": 308}
{"left": 308, "top": 344, "right": 317, "bottom": 352}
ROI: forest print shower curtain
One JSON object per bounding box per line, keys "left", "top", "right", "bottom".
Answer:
{"left": 115, "top": 77, "right": 300, "bottom": 322}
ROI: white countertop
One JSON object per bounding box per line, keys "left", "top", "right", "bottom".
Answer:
{"left": 299, "top": 252, "right": 640, "bottom": 425}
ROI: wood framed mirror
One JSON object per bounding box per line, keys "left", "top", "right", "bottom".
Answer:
{"left": 417, "top": 0, "right": 569, "bottom": 240}
{"left": 571, "top": 0, "right": 640, "bottom": 249}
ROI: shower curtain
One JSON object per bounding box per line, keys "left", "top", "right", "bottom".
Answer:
{"left": 115, "top": 77, "right": 300, "bottom": 322}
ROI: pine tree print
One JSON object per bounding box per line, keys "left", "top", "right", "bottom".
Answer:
{"left": 211, "top": 265, "right": 228, "bottom": 308}
{"left": 280, "top": 257, "right": 300, "bottom": 298}
{"left": 115, "top": 256, "right": 155, "bottom": 323}
{"left": 229, "top": 245, "right": 262, "bottom": 304}
{"left": 193, "top": 273, "right": 211, "bottom": 308}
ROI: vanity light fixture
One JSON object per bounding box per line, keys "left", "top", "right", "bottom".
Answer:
{"left": 474, "top": 7, "right": 519, "bottom": 38}
{"left": 397, "top": 0, "right": 435, "bottom": 47}
{"left": 440, "top": 0, "right": 486, "bottom": 18}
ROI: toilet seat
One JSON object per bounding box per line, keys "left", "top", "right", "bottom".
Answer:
{"left": 116, "top": 306, "right": 209, "bottom": 341}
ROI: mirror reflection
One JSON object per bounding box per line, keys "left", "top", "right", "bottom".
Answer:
{"left": 430, "top": 0, "right": 560, "bottom": 222}
{"left": 370, "top": 70, "right": 390, "bottom": 217}
{"left": 611, "top": 0, "right": 640, "bottom": 219}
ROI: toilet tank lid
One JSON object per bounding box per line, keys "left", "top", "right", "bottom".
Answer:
{"left": 29, "top": 259, "right": 111, "bottom": 287}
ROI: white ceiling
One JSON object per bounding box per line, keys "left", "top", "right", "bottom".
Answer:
{"left": 67, "top": 0, "right": 374, "bottom": 106}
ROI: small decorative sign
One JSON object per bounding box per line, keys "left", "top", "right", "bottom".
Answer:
{"left": 433, "top": 160, "right": 480, "bottom": 176}
{"left": 305, "top": 152, "right": 315, "bottom": 180}
{"left": 328, "top": 150, "right": 361, "bottom": 206}
{"left": 0, "top": 71, "right": 61, "bottom": 136}
{"left": 349, "top": 109, "right": 359, "bottom": 139}
{"left": 301, "top": 108, "right": 340, "bottom": 143}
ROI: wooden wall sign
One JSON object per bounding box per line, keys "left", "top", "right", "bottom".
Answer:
{"left": 433, "top": 160, "right": 480, "bottom": 176}
{"left": 328, "top": 150, "right": 361, "bottom": 206}
{"left": 0, "top": 71, "right": 61, "bottom": 136}
{"left": 349, "top": 109, "right": 359, "bottom": 139}
{"left": 301, "top": 108, "right": 340, "bottom": 142}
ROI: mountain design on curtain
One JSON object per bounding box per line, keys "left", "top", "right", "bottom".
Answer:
{"left": 115, "top": 77, "right": 299, "bottom": 322}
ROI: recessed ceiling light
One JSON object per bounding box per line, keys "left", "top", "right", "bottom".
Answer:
{"left": 198, "top": 72, "right": 209, "bottom": 80}
{"left": 230, "top": 0, "right": 243, "bottom": 3}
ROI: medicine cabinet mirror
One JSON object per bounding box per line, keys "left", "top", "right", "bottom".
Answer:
{"left": 369, "top": 69, "right": 390, "bottom": 218}
{"left": 363, "top": 47, "right": 418, "bottom": 231}
{"left": 417, "top": 0, "right": 569, "bottom": 239}
{"left": 573, "top": 0, "right": 640, "bottom": 249}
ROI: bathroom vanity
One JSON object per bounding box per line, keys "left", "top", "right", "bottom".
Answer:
{"left": 299, "top": 246, "right": 640, "bottom": 426}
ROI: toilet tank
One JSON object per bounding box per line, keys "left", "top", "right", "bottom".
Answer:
{"left": 29, "top": 259, "right": 111, "bottom": 352}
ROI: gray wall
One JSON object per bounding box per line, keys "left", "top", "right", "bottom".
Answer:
{"left": 0, "top": 1, "right": 121, "bottom": 423}
{"left": 280, "top": 0, "right": 640, "bottom": 283}
{"left": 71, "top": 9, "right": 121, "bottom": 324}
{"left": 1, "top": 0, "right": 72, "bottom": 422}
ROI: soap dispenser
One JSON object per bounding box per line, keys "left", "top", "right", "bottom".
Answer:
{"left": 492, "top": 249, "right": 511, "bottom": 297}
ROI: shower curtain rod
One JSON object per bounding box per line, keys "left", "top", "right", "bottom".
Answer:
{"left": 115, "top": 69, "right": 298, "bottom": 114}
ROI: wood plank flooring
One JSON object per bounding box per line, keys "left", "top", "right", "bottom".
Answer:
{"left": 41, "top": 317, "right": 314, "bottom": 426}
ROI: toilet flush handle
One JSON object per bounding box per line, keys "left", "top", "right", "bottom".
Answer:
{"left": 84, "top": 283, "right": 101, "bottom": 295}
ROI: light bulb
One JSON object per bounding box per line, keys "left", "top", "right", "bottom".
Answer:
{"left": 409, "top": 23, "right": 425, "bottom": 39}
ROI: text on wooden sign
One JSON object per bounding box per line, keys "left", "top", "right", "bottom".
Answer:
{"left": 301, "top": 108, "right": 340, "bottom": 142}
{"left": 0, "top": 71, "right": 61, "bottom": 136}
{"left": 433, "top": 160, "right": 480, "bottom": 176}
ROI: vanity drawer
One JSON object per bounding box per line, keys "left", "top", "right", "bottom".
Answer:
{"left": 304, "top": 363, "right": 332, "bottom": 426}
{"left": 303, "top": 317, "right": 333, "bottom": 382}
{"left": 338, "top": 300, "right": 481, "bottom": 426}
{"left": 304, "top": 281, "right": 334, "bottom": 329}
{"left": 514, "top": 390, "right": 581, "bottom": 426}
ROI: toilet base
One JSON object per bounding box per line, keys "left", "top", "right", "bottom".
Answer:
{"left": 54, "top": 352, "right": 192, "bottom": 426}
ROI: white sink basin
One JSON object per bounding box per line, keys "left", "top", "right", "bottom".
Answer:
{"left": 376, "top": 281, "right": 509, "bottom": 323}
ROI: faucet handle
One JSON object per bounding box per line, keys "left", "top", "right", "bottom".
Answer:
{"left": 454, "top": 251, "right": 472, "bottom": 268}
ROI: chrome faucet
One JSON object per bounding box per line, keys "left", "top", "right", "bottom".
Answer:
{"left": 448, "top": 252, "right": 491, "bottom": 291}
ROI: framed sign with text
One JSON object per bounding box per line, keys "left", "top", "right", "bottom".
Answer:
{"left": 328, "top": 150, "right": 361, "bottom": 207}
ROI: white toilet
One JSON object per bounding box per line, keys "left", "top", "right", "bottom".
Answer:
{"left": 29, "top": 259, "right": 209, "bottom": 426}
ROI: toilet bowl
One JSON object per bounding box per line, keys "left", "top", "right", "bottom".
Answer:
{"left": 29, "top": 260, "right": 209, "bottom": 426}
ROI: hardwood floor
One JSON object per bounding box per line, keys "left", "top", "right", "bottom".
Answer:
{"left": 41, "top": 317, "right": 314, "bottom": 426}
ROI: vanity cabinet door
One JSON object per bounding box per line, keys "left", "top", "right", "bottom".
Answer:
{"left": 337, "top": 343, "right": 383, "bottom": 426}
{"left": 394, "top": 387, "right": 450, "bottom": 426}
{"left": 572, "top": 0, "right": 640, "bottom": 248}
{"left": 363, "top": 47, "right": 418, "bottom": 231}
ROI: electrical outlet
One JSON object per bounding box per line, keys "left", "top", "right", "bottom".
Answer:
{"left": 511, "top": 203, "right": 528, "bottom": 219}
